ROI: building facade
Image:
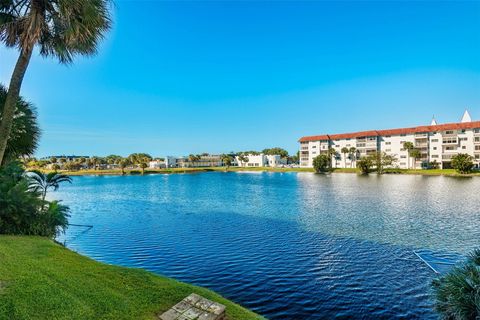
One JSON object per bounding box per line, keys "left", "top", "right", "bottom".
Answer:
{"left": 299, "top": 111, "right": 480, "bottom": 169}
{"left": 235, "top": 153, "right": 288, "bottom": 168}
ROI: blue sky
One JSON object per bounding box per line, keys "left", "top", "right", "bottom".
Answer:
{"left": 1, "top": 1, "right": 479, "bottom": 157}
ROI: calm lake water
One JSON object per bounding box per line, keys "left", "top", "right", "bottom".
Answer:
{"left": 54, "top": 172, "right": 480, "bottom": 319}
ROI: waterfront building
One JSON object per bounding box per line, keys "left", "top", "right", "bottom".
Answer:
{"left": 299, "top": 111, "right": 480, "bottom": 169}
{"left": 236, "top": 153, "right": 288, "bottom": 167}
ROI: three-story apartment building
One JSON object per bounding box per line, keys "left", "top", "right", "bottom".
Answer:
{"left": 299, "top": 111, "right": 480, "bottom": 169}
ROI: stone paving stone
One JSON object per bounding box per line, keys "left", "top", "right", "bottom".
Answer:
{"left": 159, "top": 294, "right": 226, "bottom": 320}
{"left": 159, "top": 308, "right": 181, "bottom": 320}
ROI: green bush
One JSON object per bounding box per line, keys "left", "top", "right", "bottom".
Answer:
{"left": 356, "top": 157, "right": 374, "bottom": 174}
{"left": 313, "top": 154, "right": 330, "bottom": 173}
{"left": 432, "top": 249, "right": 480, "bottom": 320}
{"left": 0, "top": 162, "right": 69, "bottom": 238}
{"left": 451, "top": 154, "right": 474, "bottom": 174}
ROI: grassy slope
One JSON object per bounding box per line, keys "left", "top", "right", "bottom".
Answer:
{"left": 0, "top": 236, "right": 262, "bottom": 320}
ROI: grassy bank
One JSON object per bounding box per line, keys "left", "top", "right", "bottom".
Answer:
{"left": 0, "top": 236, "right": 262, "bottom": 320}
{"left": 39, "top": 166, "right": 480, "bottom": 177}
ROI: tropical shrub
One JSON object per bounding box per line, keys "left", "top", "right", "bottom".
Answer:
{"left": 432, "top": 249, "right": 480, "bottom": 320}
{"left": 451, "top": 154, "right": 474, "bottom": 174}
{"left": 0, "top": 85, "right": 40, "bottom": 163}
{"left": 313, "top": 154, "right": 330, "bottom": 173}
{"left": 0, "top": 162, "right": 70, "bottom": 238}
{"left": 357, "top": 156, "right": 374, "bottom": 174}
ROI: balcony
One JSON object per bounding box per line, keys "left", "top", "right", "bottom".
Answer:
{"left": 415, "top": 133, "right": 428, "bottom": 138}
{"left": 442, "top": 139, "right": 458, "bottom": 145}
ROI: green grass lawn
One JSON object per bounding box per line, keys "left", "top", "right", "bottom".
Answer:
{"left": 0, "top": 236, "right": 262, "bottom": 320}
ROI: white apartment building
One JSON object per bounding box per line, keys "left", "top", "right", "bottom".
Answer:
{"left": 235, "top": 153, "right": 288, "bottom": 168}
{"left": 299, "top": 111, "right": 480, "bottom": 170}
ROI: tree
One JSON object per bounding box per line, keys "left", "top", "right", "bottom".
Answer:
{"left": 237, "top": 154, "right": 249, "bottom": 167}
{"left": 349, "top": 147, "right": 357, "bottom": 168}
{"left": 313, "top": 154, "right": 330, "bottom": 173}
{"left": 0, "top": 0, "right": 112, "bottom": 165}
{"left": 50, "top": 157, "right": 57, "bottom": 164}
{"left": 139, "top": 157, "right": 149, "bottom": 175}
{"left": 341, "top": 147, "right": 349, "bottom": 168}
{"left": 451, "top": 153, "right": 474, "bottom": 174}
{"left": 91, "top": 156, "right": 100, "bottom": 170}
{"left": 409, "top": 149, "right": 421, "bottom": 169}
{"left": 327, "top": 147, "right": 337, "bottom": 168}
{"left": 27, "top": 170, "right": 72, "bottom": 207}
{"left": 357, "top": 156, "right": 374, "bottom": 174}
{"left": 118, "top": 158, "right": 130, "bottom": 175}
{"left": 403, "top": 142, "right": 414, "bottom": 169}
{"left": 432, "top": 249, "right": 480, "bottom": 319}
{"left": 221, "top": 154, "right": 233, "bottom": 171}
{"left": 0, "top": 85, "right": 40, "bottom": 163}
{"left": 371, "top": 152, "right": 397, "bottom": 174}
{"left": 262, "top": 147, "right": 289, "bottom": 158}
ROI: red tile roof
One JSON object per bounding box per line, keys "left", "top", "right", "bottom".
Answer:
{"left": 299, "top": 120, "right": 480, "bottom": 142}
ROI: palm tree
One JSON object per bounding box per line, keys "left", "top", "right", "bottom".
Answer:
{"left": 221, "top": 154, "right": 233, "bottom": 171}
{"left": 91, "top": 156, "right": 100, "bottom": 170}
{"left": 0, "top": 0, "right": 112, "bottom": 165}
{"left": 403, "top": 142, "right": 414, "bottom": 169}
{"left": 0, "top": 85, "right": 40, "bottom": 163}
{"left": 27, "top": 170, "right": 72, "bottom": 209}
{"left": 237, "top": 154, "right": 249, "bottom": 167}
{"left": 341, "top": 147, "right": 349, "bottom": 168}
{"left": 349, "top": 147, "right": 357, "bottom": 168}
{"left": 139, "top": 157, "right": 149, "bottom": 175}
{"left": 119, "top": 158, "right": 130, "bottom": 175}
{"left": 409, "top": 149, "right": 421, "bottom": 169}
{"left": 327, "top": 147, "right": 337, "bottom": 168}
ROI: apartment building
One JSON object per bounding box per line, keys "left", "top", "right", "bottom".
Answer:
{"left": 299, "top": 111, "right": 480, "bottom": 169}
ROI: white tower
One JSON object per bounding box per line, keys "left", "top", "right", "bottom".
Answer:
{"left": 430, "top": 116, "right": 437, "bottom": 126}
{"left": 461, "top": 110, "right": 472, "bottom": 123}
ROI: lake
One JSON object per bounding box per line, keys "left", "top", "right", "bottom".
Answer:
{"left": 54, "top": 172, "right": 480, "bottom": 319}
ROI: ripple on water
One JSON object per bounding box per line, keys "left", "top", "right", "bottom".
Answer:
{"left": 54, "top": 172, "right": 480, "bottom": 319}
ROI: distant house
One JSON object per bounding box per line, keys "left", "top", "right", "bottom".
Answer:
{"left": 235, "top": 153, "right": 287, "bottom": 167}
{"left": 149, "top": 160, "right": 165, "bottom": 169}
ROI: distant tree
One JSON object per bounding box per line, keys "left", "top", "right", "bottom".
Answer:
{"left": 50, "top": 157, "right": 57, "bottom": 164}
{"left": 128, "top": 153, "right": 152, "bottom": 168}
{"left": 341, "top": 147, "right": 349, "bottom": 168}
{"left": 371, "top": 152, "right": 397, "bottom": 174}
{"left": 429, "top": 160, "right": 439, "bottom": 170}
{"left": 221, "top": 154, "right": 234, "bottom": 171}
{"left": 64, "top": 161, "right": 81, "bottom": 171}
{"left": 349, "top": 147, "right": 357, "bottom": 168}
{"left": 451, "top": 153, "right": 474, "bottom": 174}
{"left": 59, "top": 158, "right": 67, "bottom": 164}
{"left": 188, "top": 154, "right": 200, "bottom": 166}
{"left": 262, "top": 147, "right": 289, "bottom": 158}
{"left": 237, "top": 154, "right": 249, "bottom": 167}
{"left": 313, "top": 154, "right": 330, "bottom": 173}
{"left": 91, "top": 156, "right": 100, "bottom": 170}
{"left": 357, "top": 156, "right": 374, "bottom": 174}
{"left": 409, "top": 149, "right": 422, "bottom": 169}
{"left": 139, "top": 157, "right": 149, "bottom": 175}
{"left": 119, "top": 158, "right": 130, "bottom": 175}
{"left": 403, "top": 142, "right": 415, "bottom": 169}
{"left": 51, "top": 164, "right": 60, "bottom": 171}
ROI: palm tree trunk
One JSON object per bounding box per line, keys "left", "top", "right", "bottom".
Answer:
{"left": 0, "top": 47, "right": 33, "bottom": 165}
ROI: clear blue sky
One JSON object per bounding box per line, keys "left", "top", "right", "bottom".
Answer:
{"left": 1, "top": 1, "right": 479, "bottom": 157}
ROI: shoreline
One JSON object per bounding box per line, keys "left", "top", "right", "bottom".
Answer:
{"left": 39, "top": 166, "right": 480, "bottom": 177}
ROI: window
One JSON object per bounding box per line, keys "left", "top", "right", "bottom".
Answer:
{"left": 385, "top": 149, "right": 391, "bottom": 152}
{"left": 335, "top": 145, "right": 340, "bottom": 148}
{"left": 400, "top": 134, "right": 406, "bottom": 137}
{"left": 432, "top": 139, "right": 439, "bottom": 142}
{"left": 443, "top": 138, "right": 457, "bottom": 144}
{"left": 475, "top": 137, "right": 480, "bottom": 142}
{"left": 385, "top": 142, "right": 391, "bottom": 145}
{"left": 462, "top": 146, "right": 466, "bottom": 149}
{"left": 400, "top": 155, "right": 406, "bottom": 159}
{"left": 400, "top": 162, "right": 406, "bottom": 166}
{"left": 312, "top": 146, "right": 316, "bottom": 148}
{"left": 432, "top": 155, "right": 439, "bottom": 158}
{"left": 433, "top": 147, "right": 437, "bottom": 150}
{"left": 475, "top": 129, "right": 480, "bottom": 133}
{"left": 445, "top": 130, "right": 454, "bottom": 135}
{"left": 475, "top": 146, "right": 480, "bottom": 151}
{"left": 460, "top": 137, "right": 468, "bottom": 141}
